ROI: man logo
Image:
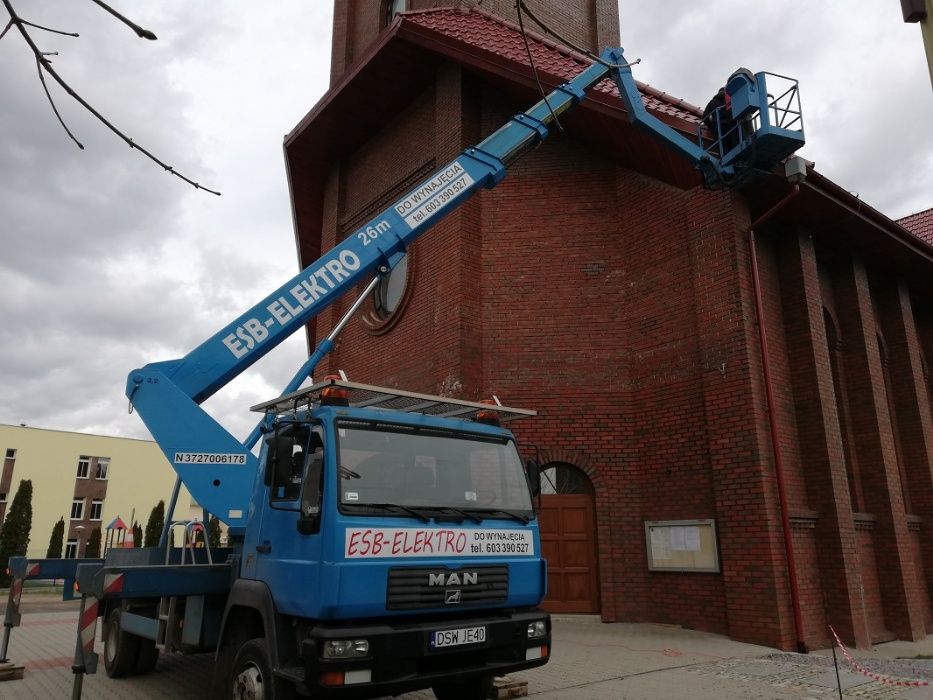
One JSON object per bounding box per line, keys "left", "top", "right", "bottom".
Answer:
{"left": 429, "top": 571, "right": 479, "bottom": 587}
{"left": 445, "top": 589, "right": 462, "bottom": 605}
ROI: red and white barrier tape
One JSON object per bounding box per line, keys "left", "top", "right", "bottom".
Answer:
{"left": 829, "top": 626, "right": 930, "bottom": 688}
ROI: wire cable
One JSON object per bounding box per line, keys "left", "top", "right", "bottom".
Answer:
{"left": 517, "top": 0, "right": 639, "bottom": 70}
{"left": 515, "top": 0, "right": 563, "bottom": 132}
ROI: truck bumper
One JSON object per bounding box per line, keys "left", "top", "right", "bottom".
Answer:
{"left": 297, "top": 609, "right": 550, "bottom": 697}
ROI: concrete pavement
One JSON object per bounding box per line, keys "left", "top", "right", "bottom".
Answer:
{"left": 2, "top": 594, "right": 933, "bottom": 699}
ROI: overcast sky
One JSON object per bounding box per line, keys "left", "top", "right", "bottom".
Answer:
{"left": 1, "top": 1, "right": 930, "bottom": 444}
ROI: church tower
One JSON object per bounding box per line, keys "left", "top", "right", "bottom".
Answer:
{"left": 329, "top": 0, "right": 620, "bottom": 85}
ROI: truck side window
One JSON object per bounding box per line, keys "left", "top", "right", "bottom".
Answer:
{"left": 297, "top": 430, "right": 325, "bottom": 534}
{"left": 269, "top": 425, "right": 322, "bottom": 508}
{"left": 302, "top": 442, "right": 324, "bottom": 518}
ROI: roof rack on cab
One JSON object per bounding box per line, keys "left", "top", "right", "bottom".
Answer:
{"left": 250, "top": 378, "right": 537, "bottom": 423}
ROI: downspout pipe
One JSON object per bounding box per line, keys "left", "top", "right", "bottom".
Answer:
{"left": 747, "top": 183, "right": 807, "bottom": 653}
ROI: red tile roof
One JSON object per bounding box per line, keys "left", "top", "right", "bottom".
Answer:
{"left": 898, "top": 207, "right": 933, "bottom": 246}
{"left": 402, "top": 7, "right": 703, "bottom": 124}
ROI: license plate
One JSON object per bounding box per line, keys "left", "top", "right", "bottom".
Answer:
{"left": 430, "top": 625, "right": 486, "bottom": 649}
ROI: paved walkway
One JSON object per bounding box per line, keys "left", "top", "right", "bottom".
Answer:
{"left": 2, "top": 598, "right": 933, "bottom": 699}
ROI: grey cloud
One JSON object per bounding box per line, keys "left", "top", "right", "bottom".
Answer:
{"left": 4, "top": 1, "right": 926, "bottom": 448}
{"left": 622, "top": 1, "right": 932, "bottom": 220}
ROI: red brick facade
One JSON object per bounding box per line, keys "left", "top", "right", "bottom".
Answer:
{"left": 285, "top": 5, "right": 933, "bottom": 650}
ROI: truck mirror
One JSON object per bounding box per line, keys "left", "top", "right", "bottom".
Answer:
{"left": 525, "top": 458, "right": 541, "bottom": 497}
{"left": 264, "top": 432, "right": 295, "bottom": 487}
{"left": 297, "top": 448, "right": 324, "bottom": 535}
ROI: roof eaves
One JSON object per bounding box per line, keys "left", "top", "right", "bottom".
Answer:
{"left": 284, "top": 17, "right": 403, "bottom": 148}
{"left": 804, "top": 168, "right": 933, "bottom": 262}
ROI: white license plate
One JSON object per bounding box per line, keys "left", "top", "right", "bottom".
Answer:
{"left": 430, "top": 625, "right": 486, "bottom": 649}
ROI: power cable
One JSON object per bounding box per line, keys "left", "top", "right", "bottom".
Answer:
{"left": 517, "top": 0, "right": 639, "bottom": 71}
{"left": 515, "top": 1, "right": 563, "bottom": 132}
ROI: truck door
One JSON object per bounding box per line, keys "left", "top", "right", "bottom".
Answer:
{"left": 253, "top": 425, "right": 326, "bottom": 612}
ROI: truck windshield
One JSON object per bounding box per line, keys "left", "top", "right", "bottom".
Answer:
{"left": 336, "top": 421, "right": 533, "bottom": 517}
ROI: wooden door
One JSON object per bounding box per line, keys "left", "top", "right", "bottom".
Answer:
{"left": 539, "top": 491, "right": 599, "bottom": 614}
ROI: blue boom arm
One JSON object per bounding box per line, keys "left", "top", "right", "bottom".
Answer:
{"left": 606, "top": 48, "right": 805, "bottom": 186}
{"left": 126, "top": 48, "right": 805, "bottom": 531}
{"left": 126, "top": 55, "right": 613, "bottom": 531}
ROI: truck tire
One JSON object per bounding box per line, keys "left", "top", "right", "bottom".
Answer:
{"left": 432, "top": 675, "right": 492, "bottom": 700}
{"left": 229, "top": 637, "right": 294, "bottom": 700}
{"left": 103, "top": 607, "right": 140, "bottom": 678}
{"left": 135, "top": 637, "right": 160, "bottom": 675}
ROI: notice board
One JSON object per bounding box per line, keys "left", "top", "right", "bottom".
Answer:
{"left": 644, "top": 519, "right": 719, "bottom": 573}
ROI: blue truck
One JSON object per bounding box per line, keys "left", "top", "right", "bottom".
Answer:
{"left": 1, "top": 47, "right": 804, "bottom": 699}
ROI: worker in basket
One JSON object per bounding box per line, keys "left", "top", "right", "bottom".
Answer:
{"left": 702, "top": 68, "right": 756, "bottom": 155}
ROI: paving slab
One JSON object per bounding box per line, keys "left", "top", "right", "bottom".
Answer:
{"left": 5, "top": 596, "right": 933, "bottom": 699}
{"left": 806, "top": 669, "right": 873, "bottom": 690}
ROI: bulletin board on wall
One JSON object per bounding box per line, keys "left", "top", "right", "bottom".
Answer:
{"left": 644, "top": 519, "right": 720, "bottom": 573}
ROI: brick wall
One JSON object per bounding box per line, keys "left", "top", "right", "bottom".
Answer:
{"left": 856, "top": 523, "right": 891, "bottom": 643}
{"left": 792, "top": 520, "right": 830, "bottom": 648}
{"left": 310, "top": 69, "right": 800, "bottom": 644}
{"left": 306, "top": 12, "right": 933, "bottom": 649}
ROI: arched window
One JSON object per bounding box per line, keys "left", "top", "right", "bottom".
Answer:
{"left": 539, "top": 463, "right": 593, "bottom": 495}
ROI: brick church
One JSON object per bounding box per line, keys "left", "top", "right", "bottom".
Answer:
{"left": 283, "top": 1, "right": 933, "bottom": 651}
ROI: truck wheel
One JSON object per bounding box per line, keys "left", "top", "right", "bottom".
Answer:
{"left": 103, "top": 607, "right": 140, "bottom": 678}
{"left": 432, "top": 675, "right": 492, "bottom": 700}
{"left": 135, "top": 637, "right": 160, "bottom": 675}
{"left": 230, "top": 638, "right": 294, "bottom": 700}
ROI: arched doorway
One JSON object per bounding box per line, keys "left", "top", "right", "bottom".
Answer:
{"left": 538, "top": 463, "right": 600, "bottom": 614}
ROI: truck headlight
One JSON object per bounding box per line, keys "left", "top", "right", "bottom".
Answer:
{"left": 322, "top": 639, "right": 370, "bottom": 659}
{"left": 527, "top": 621, "right": 547, "bottom": 639}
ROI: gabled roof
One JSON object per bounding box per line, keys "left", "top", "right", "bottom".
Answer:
{"left": 899, "top": 207, "right": 933, "bottom": 246}
{"left": 106, "top": 516, "right": 127, "bottom": 531}
{"left": 403, "top": 8, "right": 702, "bottom": 123}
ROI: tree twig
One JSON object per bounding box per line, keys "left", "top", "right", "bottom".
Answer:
{"left": 0, "top": 17, "right": 12, "bottom": 40}
{"left": 36, "top": 56, "right": 84, "bottom": 150}
{"left": 21, "top": 19, "right": 79, "bottom": 37}
{"left": 88, "top": 0, "right": 157, "bottom": 40}
{"left": 1, "top": 0, "right": 220, "bottom": 194}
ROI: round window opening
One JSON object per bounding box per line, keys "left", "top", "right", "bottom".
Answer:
{"left": 364, "top": 253, "right": 413, "bottom": 334}
{"left": 374, "top": 254, "right": 408, "bottom": 319}
{"left": 385, "top": 0, "right": 407, "bottom": 25}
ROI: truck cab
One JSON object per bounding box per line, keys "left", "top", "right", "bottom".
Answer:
{"left": 227, "top": 379, "right": 550, "bottom": 698}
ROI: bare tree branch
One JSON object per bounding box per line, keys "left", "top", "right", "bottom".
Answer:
{"left": 0, "top": 17, "right": 12, "bottom": 40}
{"left": 21, "top": 19, "right": 79, "bottom": 38}
{"left": 1, "top": 0, "right": 220, "bottom": 195}
{"left": 88, "top": 0, "right": 157, "bottom": 40}
{"left": 36, "top": 56, "right": 84, "bottom": 150}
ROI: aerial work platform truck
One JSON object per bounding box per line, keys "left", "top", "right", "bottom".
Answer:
{"left": 2, "top": 44, "right": 804, "bottom": 699}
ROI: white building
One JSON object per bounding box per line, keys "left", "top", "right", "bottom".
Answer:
{"left": 0, "top": 424, "right": 198, "bottom": 559}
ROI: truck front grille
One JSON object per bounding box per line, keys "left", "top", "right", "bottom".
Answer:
{"left": 386, "top": 565, "right": 508, "bottom": 610}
